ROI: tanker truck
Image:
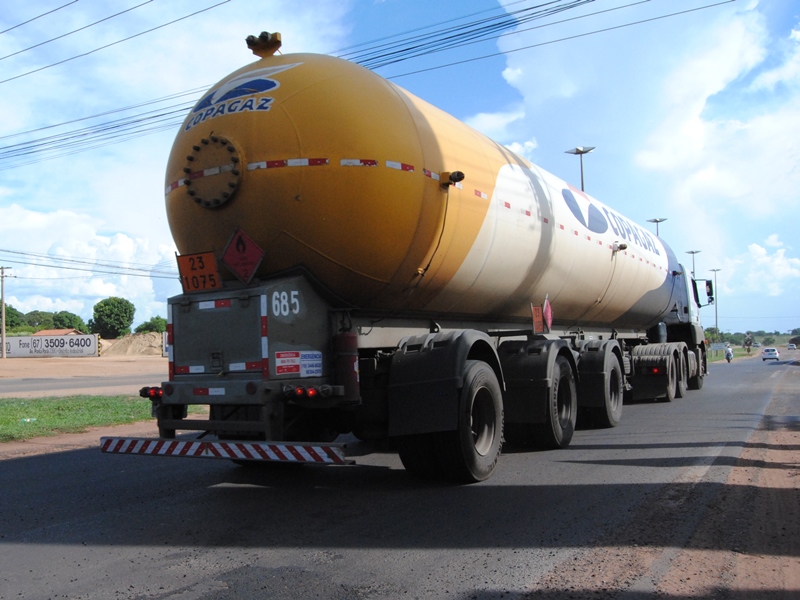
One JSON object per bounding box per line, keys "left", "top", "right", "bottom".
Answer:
{"left": 101, "top": 32, "right": 711, "bottom": 482}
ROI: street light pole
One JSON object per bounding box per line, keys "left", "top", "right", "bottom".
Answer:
{"left": 710, "top": 268, "right": 721, "bottom": 338}
{"left": 686, "top": 250, "right": 701, "bottom": 280}
{"left": 647, "top": 218, "right": 667, "bottom": 236}
{"left": 564, "top": 146, "right": 595, "bottom": 192}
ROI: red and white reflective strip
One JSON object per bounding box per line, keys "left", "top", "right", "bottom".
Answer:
{"left": 192, "top": 387, "right": 225, "bottom": 396}
{"left": 248, "top": 157, "right": 329, "bottom": 170}
{"left": 198, "top": 299, "right": 231, "bottom": 310}
{"left": 100, "top": 437, "right": 349, "bottom": 464}
{"left": 386, "top": 160, "right": 414, "bottom": 172}
{"left": 165, "top": 164, "right": 236, "bottom": 194}
{"left": 474, "top": 189, "right": 488, "bottom": 200}
{"left": 260, "top": 293, "right": 269, "bottom": 377}
{"left": 340, "top": 158, "right": 378, "bottom": 167}
{"left": 167, "top": 157, "right": 430, "bottom": 194}
{"left": 101, "top": 437, "right": 206, "bottom": 457}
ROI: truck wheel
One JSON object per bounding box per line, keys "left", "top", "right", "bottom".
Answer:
{"left": 436, "top": 360, "right": 503, "bottom": 483}
{"left": 663, "top": 355, "right": 677, "bottom": 402}
{"left": 536, "top": 355, "right": 577, "bottom": 448}
{"left": 675, "top": 353, "right": 688, "bottom": 399}
{"left": 156, "top": 405, "right": 178, "bottom": 439}
{"left": 688, "top": 350, "right": 706, "bottom": 390}
{"left": 589, "top": 357, "right": 623, "bottom": 428}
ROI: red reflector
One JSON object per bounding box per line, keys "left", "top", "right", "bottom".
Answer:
{"left": 295, "top": 386, "right": 306, "bottom": 397}
{"left": 306, "top": 387, "right": 318, "bottom": 398}
{"left": 148, "top": 387, "right": 163, "bottom": 399}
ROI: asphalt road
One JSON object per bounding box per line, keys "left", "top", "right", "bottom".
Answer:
{"left": 0, "top": 356, "right": 168, "bottom": 398}
{"left": 1, "top": 354, "right": 798, "bottom": 599}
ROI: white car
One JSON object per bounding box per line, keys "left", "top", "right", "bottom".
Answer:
{"left": 762, "top": 347, "right": 780, "bottom": 361}
{"left": 788, "top": 343, "right": 797, "bottom": 350}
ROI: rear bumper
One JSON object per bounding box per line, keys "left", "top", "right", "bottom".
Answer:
{"left": 100, "top": 437, "right": 351, "bottom": 464}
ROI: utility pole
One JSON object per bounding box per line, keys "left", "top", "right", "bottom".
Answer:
{"left": 1, "top": 266, "right": 11, "bottom": 359}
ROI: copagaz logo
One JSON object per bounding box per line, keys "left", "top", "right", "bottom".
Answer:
{"left": 184, "top": 63, "right": 302, "bottom": 131}
{"left": 561, "top": 186, "right": 660, "bottom": 255}
{"left": 561, "top": 186, "right": 609, "bottom": 234}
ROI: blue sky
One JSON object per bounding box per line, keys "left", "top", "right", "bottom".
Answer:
{"left": 0, "top": 0, "right": 798, "bottom": 335}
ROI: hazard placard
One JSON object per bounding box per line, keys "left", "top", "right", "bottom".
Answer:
{"left": 221, "top": 228, "right": 265, "bottom": 284}
{"left": 176, "top": 251, "right": 223, "bottom": 293}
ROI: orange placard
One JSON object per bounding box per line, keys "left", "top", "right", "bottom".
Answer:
{"left": 176, "top": 252, "right": 223, "bottom": 293}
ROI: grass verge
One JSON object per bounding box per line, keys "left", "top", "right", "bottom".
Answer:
{"left": 0, "top": 396, "right": 202, "bottom": 443}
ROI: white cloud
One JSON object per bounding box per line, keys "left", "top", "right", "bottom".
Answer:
{"left": 464, "top": 106, "right": 525, "bottom": 141}
{"left": 750, "top": 23, "right": 800, "bottom": 90}
{"left": 0, "top": 203, "right": 179, "bottom": 324}
{"left": 744, "top": 243, "right": 800, "bottom": 296}
{"left": 635, "top": 10, "right": 768, "bottom": 172}
{"left": 764, "top": 234, "right": 784, "bottom": 248}
{"left": 504, "top": 139, "right": 538, "bottom": 162}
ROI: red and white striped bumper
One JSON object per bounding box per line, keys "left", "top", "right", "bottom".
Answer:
{"left": 100, "top": 437, "right": 350, "bottom": 464}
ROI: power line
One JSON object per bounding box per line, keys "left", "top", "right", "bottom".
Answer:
{"left": 0, "top": 1, "right": 155, "bottom": 62}
{"left": 0, "top": 1, "right": 79, "bottom": 36}
{"left": 0, "top": 0, "right": 232, "bottom": 85}
{"left": 374, "top": 0, "right": 654, "bottom": 71}
{"left": 342, "top": 0, "right": 594, "bottom": 69}
{"left": 0, "top": 0, "right": 735, "bottom": 170}
{"left": 0, "top": 249, "right": 178, "bottom": 280}
{"left": 0, "top": 257, "right": 178, "bottom": 279}
{"left": 0, "top": 86, "right": 208, "bottom": 143}
{"left": 388, "top": 0, "right": 736, "bottom": 79}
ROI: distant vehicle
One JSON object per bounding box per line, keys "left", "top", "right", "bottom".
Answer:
{"left": 753, "top": 342, "right": 761, "bottom": 347}
{"left": 788, "top": 343, "right": 797, "bottom": 350}
{"left": 762, "top": 348, "right": 780, "bottom": 361}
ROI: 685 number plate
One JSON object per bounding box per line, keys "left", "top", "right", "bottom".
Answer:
{"left": 176, "top": 252, "right": 223, "bottom": 292}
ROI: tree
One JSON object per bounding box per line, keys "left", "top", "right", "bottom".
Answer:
{"left": 24, "top": 310, "right": 54, "bottom": 330}
{"left": 89, "top": 297, "right": 135, "bottom": 339}
{"left": 53, "top": 310, "right": 88, "bottom": 333}
{"left": 134, "top": 316, "right": 167, "bottom": 334}
{"left": 3, "top": 304, "right": 24, "bottom": 329}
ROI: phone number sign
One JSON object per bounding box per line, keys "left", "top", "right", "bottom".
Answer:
{"left": 4, "top": 335, "right": 99, "bottom": 358}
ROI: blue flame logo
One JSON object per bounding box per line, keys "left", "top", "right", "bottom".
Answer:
{"left": 562, "top": 188, "right": 608, "bottom": 234}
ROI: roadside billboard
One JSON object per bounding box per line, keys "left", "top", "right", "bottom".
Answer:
{"left": 4, "top": 335, "right": 99, "bottom": 358}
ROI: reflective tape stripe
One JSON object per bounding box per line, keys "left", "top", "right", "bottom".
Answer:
{"left": 100, "top": 438, "right": 348, "bottom": 464}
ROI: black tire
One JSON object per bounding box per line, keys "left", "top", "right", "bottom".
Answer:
{"left": 675, "top": 352, "right": 688, "bottom": 399}
{"left": 156, "top": 404, "right": 178, "bottom": 439}
{"left": 535, "top": 355, "right": 577, "bottom": 448}
{"left": 435, "top": 360, "right": 503, "bottom": 483}
{"left": 589, "top": 356, "right": 623, "bottom": 428}
{"left": 663, "top": 354, "right": 677, "bottom": 402}
{"left": 688, "top": 349, "right": 705, "bottom": 390}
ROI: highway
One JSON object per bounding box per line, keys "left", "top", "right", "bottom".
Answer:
{"left": 0, "top": 354, "right": 797, "bottom": 599}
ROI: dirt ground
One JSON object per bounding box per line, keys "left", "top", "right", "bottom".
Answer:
{"left": 0, "top": 353, "right": 798, "bottom": 597}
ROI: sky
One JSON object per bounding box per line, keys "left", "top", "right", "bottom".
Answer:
{"left": 0, "top": 0, "right": 798, "bottom": 335}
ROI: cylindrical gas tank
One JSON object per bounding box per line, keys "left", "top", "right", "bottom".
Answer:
{"left": 165, "top": 45, "right": 682, "bottom": 329}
